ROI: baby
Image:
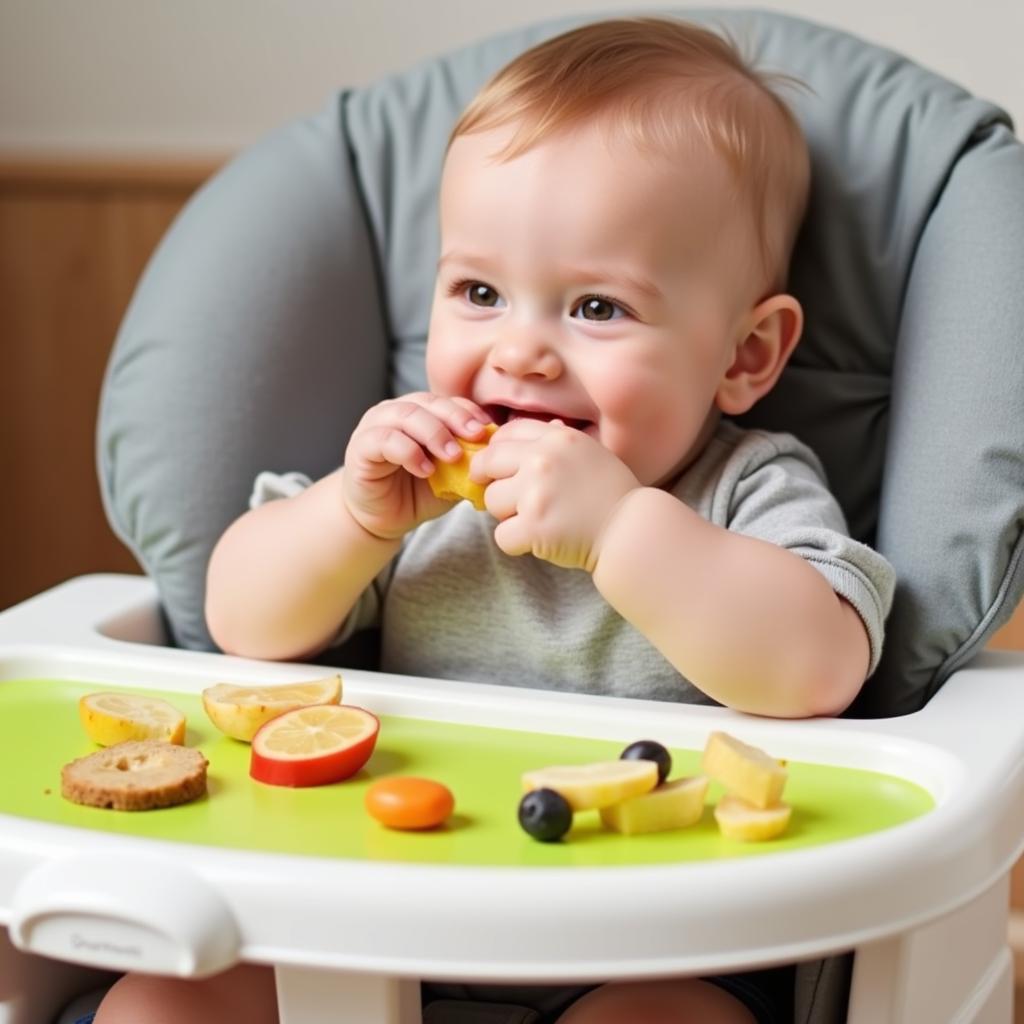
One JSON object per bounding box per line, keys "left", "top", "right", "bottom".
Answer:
{"left": 91, "top": 16, "right": 894, "bottom": 1024}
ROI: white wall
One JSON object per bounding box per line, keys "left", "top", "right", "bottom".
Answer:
{"left": 1, "top": 0, "right": 1021, "bottom": 154}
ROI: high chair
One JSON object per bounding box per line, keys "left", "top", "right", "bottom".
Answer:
{"left": 2, "top": 9, "right": 1023, "bottom": 1024}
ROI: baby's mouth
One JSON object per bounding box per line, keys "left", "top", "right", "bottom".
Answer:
{"left": 485, "top": 404, "right": 592, "bottom": 432}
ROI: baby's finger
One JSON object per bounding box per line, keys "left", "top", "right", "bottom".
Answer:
{"left": 480, "top": 476, "right": 518, "bottom": 521}
{"left": 469, "top": 436, "right": 537, "bottom": 484}
{"left": 358, "top": 425, "right": 435, "bottom": 478}
{"left": 390, "top": 400, "right": 473, "bottom": 464}
{"left": 448, "top": 396, "right": 495, "bottom": 436}
{"left": 360, "top": 395, "right": 476, "bottom": 450}
{"left": 492, "top": 514, "right": 532, "bottom": 559}
{"left": 405, "top": 393, "right": 492, "bottom": 444}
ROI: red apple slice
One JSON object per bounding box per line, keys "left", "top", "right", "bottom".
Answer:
{"left": 249, "top": 704, "right": 379, "bottom": 787}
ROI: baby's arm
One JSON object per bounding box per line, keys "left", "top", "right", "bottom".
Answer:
{"left": 206, "top": 393, "right": 490, "bottom": 660}
{"left": 205, "top": 468, "right": 399, "bottom": 660}
{"left": 475, "top": 419, "right": 887, "bottom": 718}
{"left": 593, "top": 487, "right": 871, "bottom": 718}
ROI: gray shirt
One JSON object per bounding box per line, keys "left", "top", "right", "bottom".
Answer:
{"left": 253, "top": 420, "right": 895, "bottom": 706}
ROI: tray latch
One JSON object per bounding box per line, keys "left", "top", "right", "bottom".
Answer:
{"left": 10, "top": 853, "right": 240, "bottom": 976}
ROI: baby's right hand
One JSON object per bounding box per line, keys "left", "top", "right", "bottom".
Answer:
{"left": 342, "top": 393, "right": 492, "bottom": 540}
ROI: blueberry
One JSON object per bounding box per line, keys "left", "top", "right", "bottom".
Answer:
{"left": 620, "top": 739, "right": 672, "bottom": 784}
{"left": 518, "top": 788, "right": 573, "bottom": 842}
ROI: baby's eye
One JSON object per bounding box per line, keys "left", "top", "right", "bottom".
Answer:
{"left": 572, "top": 296, "right": 627, "bottom": 322}
{"left": 465, "top": 282, "right": 504, "bottom": 308}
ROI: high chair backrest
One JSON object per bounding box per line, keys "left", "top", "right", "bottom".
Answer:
{"left": 98, "top": 8, "right": 1024, "bottom": 718}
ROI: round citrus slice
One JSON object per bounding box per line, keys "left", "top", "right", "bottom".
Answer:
{"left": 79, "top": 692, "right": 187, "bottom": 746}
{"left": 250, "top": 704, "right": 379, "bottom": 787}
{"left": 202, "top": 674, "right": 342, "bottom": 741}
{"left": 521, "top": 760, "right": 658, "bottom": 811}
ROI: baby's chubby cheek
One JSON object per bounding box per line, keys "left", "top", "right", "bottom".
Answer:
{"left": 423, "top": 318, "right": 470, "bottom": 397}
{"left": 590, "top": 372, "right": 659, "bottom": 438}
{"left": 594, "top": 385, "right": 699, "bottom": 485}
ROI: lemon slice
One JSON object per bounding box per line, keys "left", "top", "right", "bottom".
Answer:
{"left": 714, "top": 794, "right": 791, "bottom": 841}
{"left": 522, "top": 760, "right": 658, "bottom": 811}
{"left": 202, "top": 674, "right": 342, "bottom": 742}
{"left": 79, "top": 692, "right": 187, "bottom": 746}
{"left": 250, "top": 704, "right": 380, "bottom": 787}
{"left": 701, "top": 731, "right": 788, "bottom": 809}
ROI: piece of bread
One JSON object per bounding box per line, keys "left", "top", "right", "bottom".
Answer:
{"left": 428, "top": 424, "right": 496, "bottom": 510}
{"left": 61, "top": 739, "right": 208, "bottom": 811}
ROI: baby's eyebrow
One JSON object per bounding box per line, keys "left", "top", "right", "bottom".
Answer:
{"left": 565, "top": 266, "right": 664, "bottom": 301}
{"left": 438, "top": 250, "right": 499, "bottom": 273}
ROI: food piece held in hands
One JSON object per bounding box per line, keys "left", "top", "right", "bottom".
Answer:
{"left": 600, "top": 776, "right": 709, "bottom": 835}
{"left": 428, "top": 424, "right": 497, "bottom": 510}
{"left": 61, "top": 740, "right": 207, "bottom": 811}
{"left": 202, "top": 674, "right": 342, "bottom": 742}
{"left": 701, "top": 731, "right": 787, "bottom": 809}
{"left": 249, "top": 704, "right": 379, "bottom": 787}
{"left": 365, "top": 776, "right": 455, "bottom": 830}
{"left": 518, "top": 787, "right": 573, "bottom": 842}
{"left": 714, "top": 794, "right": 791, "bottom": 841}
{"left": 619, "top": 739, "right": 672, "bottom": 784}
{"left": 522, "top": 760, "right": 657, "bottom": 812}
{"left": 79, "top": 692, "right": 186, "bottom": 746}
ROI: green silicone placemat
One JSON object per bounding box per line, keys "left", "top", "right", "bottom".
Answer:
{"left": 0, "top": 679, "right": 932, "bottom": 866}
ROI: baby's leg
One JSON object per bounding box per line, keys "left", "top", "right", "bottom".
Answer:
{"left": 93, "top": 964, "right": 279, "bottom": 1024}
{"left": 556, "top": 978, "right": 758, "bottom": 1024}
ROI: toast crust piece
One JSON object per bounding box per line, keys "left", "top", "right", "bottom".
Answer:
{"left": 61, "top": 739, "right": 208, "bottom": 810}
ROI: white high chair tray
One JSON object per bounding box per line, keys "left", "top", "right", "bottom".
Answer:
{"left": 0, "top": 575, "right": 1021, "bottom": 1024}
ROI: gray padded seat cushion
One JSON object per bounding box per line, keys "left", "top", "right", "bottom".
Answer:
{"left": 98, "top": 8, "right": 1024, "bottom": 718}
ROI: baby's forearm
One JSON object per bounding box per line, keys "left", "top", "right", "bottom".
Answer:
{"left": 205, "top": 469, "right": 399, "bottom": 660}
{"left": 593, "top": 488, "right": 870, "bottom": 718}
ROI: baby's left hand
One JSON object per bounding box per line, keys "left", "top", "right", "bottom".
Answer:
{"left": 471, "top": 419, "right": 641, "bottom": 572}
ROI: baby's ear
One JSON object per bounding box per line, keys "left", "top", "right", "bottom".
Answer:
{"left": 715, "top": 294, "right": 803, "bottom": 416}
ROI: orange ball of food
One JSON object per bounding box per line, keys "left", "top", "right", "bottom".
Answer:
{"left": 365, "top": 776, "right": 455, "bottom": 830}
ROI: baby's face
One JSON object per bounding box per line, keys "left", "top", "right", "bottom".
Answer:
{"left": 427, "top": 121, "right": 758, "bottom": 486}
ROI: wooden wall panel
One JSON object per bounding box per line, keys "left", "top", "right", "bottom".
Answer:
{"left": 990, "top": 605, "right": 1024, "bottom": 651}
{"left": 0, "top": 159, "right": 218, "bottom": 611}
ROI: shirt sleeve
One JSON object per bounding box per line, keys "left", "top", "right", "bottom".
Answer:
{"left": 719, "top": 433, "right": 896, "bottom": 677}
{"left": 248, "top": 471, "right": 386, "bottom": 646}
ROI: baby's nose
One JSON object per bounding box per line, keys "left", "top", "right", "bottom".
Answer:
{"left": 488, "top": 330, "right": 562, "bottom": 380}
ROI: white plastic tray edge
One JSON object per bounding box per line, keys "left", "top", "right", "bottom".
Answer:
{"left": 0, "top": 574, "right": 1022, "bottom": 981}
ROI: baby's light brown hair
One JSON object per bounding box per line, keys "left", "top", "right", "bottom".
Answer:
{"left": 449, "top": 18, "right": 810, "bottom": 293}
